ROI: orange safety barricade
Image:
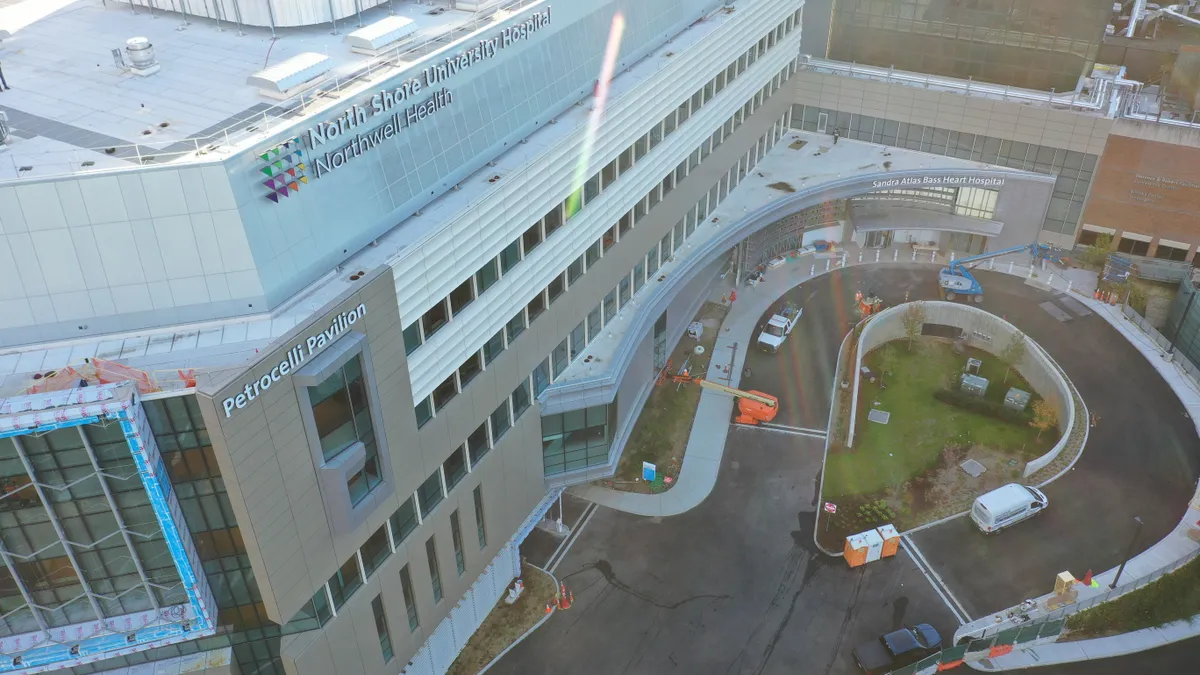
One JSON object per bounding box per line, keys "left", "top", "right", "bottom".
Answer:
{"left": 90, "top": 358, "right": 159, "bottom": 394}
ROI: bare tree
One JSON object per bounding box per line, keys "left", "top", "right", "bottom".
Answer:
{"left": 901, "top": 302, "right": 926, "bottom": 351}
{"left": 1000, "top": 331, "right": 1028, "bottom": 384}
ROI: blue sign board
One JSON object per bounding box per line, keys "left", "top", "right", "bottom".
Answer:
{"left": 642, "top": 462, "right": 657, "bottom": 482}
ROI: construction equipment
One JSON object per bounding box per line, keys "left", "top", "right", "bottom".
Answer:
{"left": 938, "top": 243, "right": 1069, "bottom": 302}
{"left": 855, "top": 291, "right": 883, "bottom": 317}
{"left": 668, "top": 370, "right": 779, "bottom": 425}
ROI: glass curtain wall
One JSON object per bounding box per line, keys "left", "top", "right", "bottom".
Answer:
{"left": 541, "top": 403, "right": 617, "bottom": 475}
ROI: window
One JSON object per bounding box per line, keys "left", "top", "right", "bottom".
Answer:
{"left": 603, "top": 289, "right": 617, "bottom": 324}
{"left": 661, "top": 173, "right": 674, "bottom": 199}
{"left": 570, "top": 321, "right": 586, "bottom": 361}
{"left": 426, "top": 537, "right": 443, "bottom": 603}
{"left": 543, "top": 204, "right": 563, "bottom": 237}
{"left": 432, "top": 374, "right": 458, "bottom": 412}
{"left": 533, "top": 357, "right": 551, "bottom": 396}
{"left": 459, "top": 351, "right": 482, "bottom": 387}
{"left": 500, "top": 240, "right": 521, "bottom": 274}
{"left": 490, "top": 400, "right": 511, "bottom": 440}
{"left": 328, "top": 556, "right": 363, "bottom": 609}
{"left": 602, "top": 226, "right": 617, "bottom": 253}
{"left": 506, "top": 310, "right": 526, "bottom": 342}
{"left": 663, "top": 110, "right": 677, "bottom": 136}
{"left": 548, "top": 273, "right": 565, "bottom": 303}
{"left": 675, "top": 159, "right": 687, "bottom": 185}
{"left": 677, "top": 100, "right": 690, "bottom": 125}
{"left": 418, "top": 469, "right": 444, "bottom": 518}
{"left": 648, "top": 121, "right": 663, "bottom": 150}
{"left": 584, "top": 173, "right": 601, "bottom": 204}
{"left": 473, "top": 486, "right": 487, "bottom": 549}
{"left": 475, "top": 258, "right": 499, "bottom": 295}
{"left": 619, "top": 274, "right": 631, "bottom": 307}
{"left": 450, "top": 511, "right": 466, "bottom": 576}
{"left": 552, "top": 337, "right": 570, "bottom": 379}
{"left": 308, "top": 355, "right": 374, "bottom": 462}
{"left": 361, "top": 525, "right": 391, "bottom": 577}
{"left": 449, "top": 279, "right": 474, "bottom": 316}
{"left": 634, "top": 134, "right": 649, "bottom": 161}
{"left": 467, "top": 422, "right": 490, "bottom": 467}
{"left": 601, "top": 159, "right": 618, "bottom": 189}
{"left": 618, "top": 147, "right": 633, "bottom": 174}
{"left": 619, "top": 211, "right": 633, "bottom": 237}
{"left": 400, "top": 566, "right": 419, "bottom": 631}
{"left": 568, "top": 256, "right": 584, "bottom": 285}
{"left": 564, "top": 188, "right": 583, "bottom": 220}
{"left": 415, "top": 397, "right": 433, "bottom": 428}
{"left": 522, "top": 223, "right": 543, "bottom": 255}
{"left": 542, "top": 403, "right": 615, "bottom": 475}
{"left": 390, "top": 497, "right": 418, "bottom": 546}
{"left": 422, "top": 299, "right": 449, "bottom": 339}
{"left": 586, "top": 240, "right": 602, "bottom": 268}
{"left": 483, "top": 329, "right": 505, "bottom": 364}
{"left": 527, "top": 291, "right": 546, "bottom": 322}
{"left": 661, "top": 232, "right": 672, "bottom": 259}
{"left": 647, "top": 243, "right": 660, "bottom": 278}
{"left": 443, "top": 446, "right": 467, "bottom": 491}
{"left": 512, "top": 379, "right": 532, "bottom": 420}
{"left": 372, "top": 595, "right": 394, "bottom": 663}
{"left": 587, "top": 305, "right": 602, "bottom": 342}
{"left": 308, "top": 355, "right": 382, "bottom": 504}
{"left": 403, "top": 323, "right": 422, "bottom": 355}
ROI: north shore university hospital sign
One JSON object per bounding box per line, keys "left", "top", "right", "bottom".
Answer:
{"left": 301, "top": 7, "right": 551, "bottom": 181}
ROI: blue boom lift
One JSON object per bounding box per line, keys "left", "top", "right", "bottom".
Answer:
{"left": 938, "top": 243, "right": 1069, "bottom": 302}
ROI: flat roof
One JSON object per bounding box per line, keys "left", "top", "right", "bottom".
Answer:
{"left": 0, "top": 0, "right": 746, "bottom": 397}
{"left": 0, "top": 0, "right": 530, "bottom": 180}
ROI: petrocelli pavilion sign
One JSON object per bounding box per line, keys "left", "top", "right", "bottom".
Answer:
{"left": 303, "top": 7, "right": 552, "bottom": 180}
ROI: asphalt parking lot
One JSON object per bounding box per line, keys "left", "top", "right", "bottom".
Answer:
{"left": 744, "top": 266, "right": 1200, "bottom": 620}
{"left": 496, "top": 428, "right": 959, "bottom": 675}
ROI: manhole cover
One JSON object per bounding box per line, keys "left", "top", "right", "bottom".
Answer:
{"left": 867, "top": 409, "right": 891, "bottom": 424}
{"left": 960, "top": 458, "right": 988, "bottom": 477}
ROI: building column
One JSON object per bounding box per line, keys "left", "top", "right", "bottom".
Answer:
{"left": 1147, "top": 238, "right": 1160, "bottom": 259}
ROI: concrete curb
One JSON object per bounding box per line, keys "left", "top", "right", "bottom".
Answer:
{"left": 475, "top": 564, "right": 560, "bottom": 675}
{"left": 813, "top": 325, "right": 856, "bottom": 557}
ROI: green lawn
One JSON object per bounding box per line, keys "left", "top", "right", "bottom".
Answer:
{"left": 823, "top": 340, "right": 1051, "bottom": 498}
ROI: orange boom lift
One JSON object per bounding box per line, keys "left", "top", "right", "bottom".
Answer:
{"left": 663, "top": 366, "right": 779, "bottom": 425}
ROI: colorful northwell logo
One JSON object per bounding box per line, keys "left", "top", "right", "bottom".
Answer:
{"left": 260, "top": 137, "right": 308, "bottom": 202}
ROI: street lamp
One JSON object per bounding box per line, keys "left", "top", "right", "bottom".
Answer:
{"left": 1110, "top": 516, "right": 1144, "bottom": 590}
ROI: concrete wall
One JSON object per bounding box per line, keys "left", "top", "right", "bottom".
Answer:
{"left": 848, "top": 301, "right": 1075, "bottom": 477}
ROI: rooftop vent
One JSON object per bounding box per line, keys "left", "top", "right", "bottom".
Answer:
{"left": 345, "top": 15, "right": 418, "bottom": 56}
{"left": 125, "top": 37, "right": 160, "bottom": 77}
{"left": 246, "top": 52, "right": 332, "bottom": 100}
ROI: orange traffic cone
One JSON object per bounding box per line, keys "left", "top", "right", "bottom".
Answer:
{"left": 1094, "top": 289, "right": 1100, "bottom": 299}
{"left": 1080, "top": 569, "right": 1093, "bottom": 586}
{"left": 545, "top": 602, "right": 553, "bottom": 614}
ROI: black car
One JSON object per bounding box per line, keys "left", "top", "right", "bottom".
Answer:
{"left": 852, "top": 624, "right": 942, "bottom": 674}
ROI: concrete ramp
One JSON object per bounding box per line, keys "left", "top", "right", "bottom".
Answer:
{"left": 1057, "top": 295, "right": 1093, "bottom": 317}
{"left": 1040, "top": 301, "right": 1073, "bottom": 322}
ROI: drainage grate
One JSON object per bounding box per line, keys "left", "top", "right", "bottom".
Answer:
{"left": 960, "top": 458, "right": 988, "bottom": 477}
{"left": 867, "top": 409, "right": 891, "bottom": 424}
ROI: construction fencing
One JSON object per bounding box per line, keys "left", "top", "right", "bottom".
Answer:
{"left": 1122, "top": 303, "right": 1200, "bottom": 386}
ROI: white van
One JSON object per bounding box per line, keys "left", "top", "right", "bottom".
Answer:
{"left": 970, "top": 484, "right": 1049, "bottom": 534}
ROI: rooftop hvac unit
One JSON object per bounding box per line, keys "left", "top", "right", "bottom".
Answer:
{"left": 246, "top": 52, "right": 333, "bottom": 100}
{"left": 125, "top": 37, "right": 160, "bottom": 76}
{"left": 345, "top": 15, "right": 418, "bottom": 55}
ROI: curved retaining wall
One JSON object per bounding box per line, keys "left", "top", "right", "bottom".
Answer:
{"left": 847, "top": 301, "right": 1075, "bottom": 478}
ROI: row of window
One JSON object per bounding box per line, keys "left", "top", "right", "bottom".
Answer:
{"left": 855, "top": 185, "right": 999, "bottom": 221}
{"left": 401, "top": 9, "right": 803, "bottom": 359}
{"left": 414, "top": 56, "right": 800, "bottom": 432}
{"left": 288, "top": 477, "right": 488, "bottom": 647}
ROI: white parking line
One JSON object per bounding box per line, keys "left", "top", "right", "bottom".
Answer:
{"left": 547, "top": 502, "right": 598, "bottom": 573}
{"left": 901, "top": 535, "right": 972, "bottom": 626}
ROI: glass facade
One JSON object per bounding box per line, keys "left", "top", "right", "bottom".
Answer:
{"left": 306, "top": 355, "right": 382, "bottom": 505}
{"left": 541, "top": 403, "right": 617, "bottom": 475}
{"left": 827, "top": 0, "right": 1112, "bottom": 91}
{"left": 792, "top": 104, "right": 1098, "bottom": 236}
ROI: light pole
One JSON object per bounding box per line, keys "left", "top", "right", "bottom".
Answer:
{"left": 1110, "top": 516, "right": 1144, "bottom": 589}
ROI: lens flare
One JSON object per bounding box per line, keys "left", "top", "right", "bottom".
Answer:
{"left": 566, "top": 12, "right": 626, "bottom": 216}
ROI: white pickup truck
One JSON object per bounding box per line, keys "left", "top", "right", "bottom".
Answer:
{"left": 757, "top": 302, "right": 802, "bottom": 353}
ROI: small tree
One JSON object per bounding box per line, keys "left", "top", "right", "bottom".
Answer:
{"left": 1000, "top": 331, "right": 1028, "bottom": 383}
{"left": 901, "top": 302, "right": 927, "bottom": 351}
{"left": 1030, "top": 400, "right": 1059, "bottom": 440}
{"left": 1083, "top": 233, "right": 1113, "bottom": 268}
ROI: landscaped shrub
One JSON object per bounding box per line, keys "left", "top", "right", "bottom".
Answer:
{"left": 933, "top": 388, "right": 1033, "bottom": 425}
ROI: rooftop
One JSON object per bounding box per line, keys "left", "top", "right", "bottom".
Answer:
{"left": 0, "top": 0, "right": 533, "bottom": 180}
{"left": 0, "top": 0, "right": 746, "bottom": 398}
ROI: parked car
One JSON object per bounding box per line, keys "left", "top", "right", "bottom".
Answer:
{"left": 852, "top": 624, "right": 942, "bottom": 674}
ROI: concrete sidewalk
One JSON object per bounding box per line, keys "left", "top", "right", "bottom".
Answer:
{"left": 960, "top": 296, "right": 1200, "bottom": 670}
